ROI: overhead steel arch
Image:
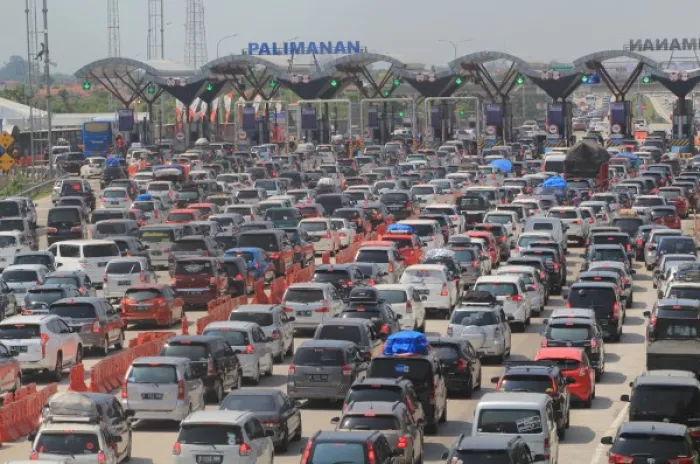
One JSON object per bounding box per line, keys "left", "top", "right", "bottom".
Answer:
{"left": 448, "top": 51, "right": 534, "bottom": 74}
{"left": 75, "top": 57, "right": 200, "bottom": 82}
{"left": 573, "top": 50, "right": 660, "bottom": 71}
{"left": 201, "top": 54, "right": 286, "bottom": 78}
{"left": 314, "top": 52, "right": 408, "bottom": 79}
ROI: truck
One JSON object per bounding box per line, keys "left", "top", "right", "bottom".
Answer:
{"left": 563, "top": 140, "right": 610, "bottom": 191}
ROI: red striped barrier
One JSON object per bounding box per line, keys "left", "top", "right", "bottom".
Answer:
{"left": 0, "top": 383, "right": 57, "bottom": 443}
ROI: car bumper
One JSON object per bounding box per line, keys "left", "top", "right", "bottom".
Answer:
{"left": 311, "top": 238, "right": 333, "bottom": 252}
{"left": 19, "top": 359, "right": 51, "bottom": 372}
{"left": 567, "top": 382, "right": 593, "bottom": 402}
{"left": 121, "top": 401, "right": 191, "bottom": 422}
{"left": 79, "top": 332, "right": 107, "bottom": 348}
{"left": 122, "top": 311, "right": 170, "bottom": 326}
{"left": 287, "top": 384, "right": 348, "bottom": 400}
{"left": 176, "top": 289, "right": 218, "bottom": 308}
{"left": 424, "top": 295, "right": 452, "bottom": 313}
{"left": 477, "top": 337, "right": 507, "bottom": 356}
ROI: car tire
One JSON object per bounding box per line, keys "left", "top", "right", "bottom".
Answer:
{"left": 646, "top": 264, "right": 652, "bottom": 271}
{"left": 52, "top": 352, "right": 63, "bottom": 382}
{"left": 124, "top": 432, "right": 133, "bottom": 461}
{"left": 274, "top": 347, "right": 284, "bottom": 363}
{"left": 277, "top": 425, "right": 290, "bottom": 452}
{"left": 115, "top": 331, "right": 125, "bottom": 350}
{"left": 265, "top": 356, "right": 274, "bottom": 376}
{"left": 439, "top": 402, "right": 447, "bottom": 423}
{"left": 209, "top": 379, "right": 224, "bottom": 404}
{"left": 292, "top": 417, "right": 302, "bottom": 441}
{"left": 286, "top": 338, "right": 295, "bottom": 357}
{"left": 100, "top": 337, "right": 110, "bottom": 356}
{"left": 584, "top": 394, "right": 592, "bottom": 408}
{"left": 558, "top": 426, "right": 566, "bottom": 440}
{"left": 463, "top": 376, "right": 473, "bottom": 399}
{"left": 424, "top": 420, "right": 438, "bottom": 435}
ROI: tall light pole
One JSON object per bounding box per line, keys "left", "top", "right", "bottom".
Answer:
{"left": 216, "top": 33, "right": 238, "bottom": 58}
{"left": 42, "top": 0, "right": 52, "bottom": 160}
{"left": 438, "top": 39, "right": 473, "bottom": 60}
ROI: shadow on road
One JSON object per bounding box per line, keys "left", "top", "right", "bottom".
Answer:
{"left": 563, "top": 425, "right": 596, "bottom": 445}
{"left": 620, "top": 332, "right": 645, "bottom": 344}
{"left": 424, "top": 442, "right": 450, "bottom": 461}
{"left": 132, "top": 420, "right": 181, "bottom": 432}
{"left": 605, "top": 352, "right": 620, "bottom": 363}
{"left": 590, "top": 395, "right": 613, "bottom": 410}
{"left": 599, "top": 371, "right": 627, "bottom": 385}
{"left": 624, "top": 316, "right": 645, "bottom": 327}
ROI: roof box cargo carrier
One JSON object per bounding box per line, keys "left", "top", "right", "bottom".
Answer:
{"left": 383, "top": 331, "right": 430, "bottom": 356}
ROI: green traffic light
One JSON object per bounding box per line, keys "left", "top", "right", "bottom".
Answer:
{"left": 455, "top": 77, "right": 463, "bottom": 85}
{"left": 82, "top": 80, "right": 91, "bottom": 91}
{"left": 383, "top": 90, "right": 390, "bottom": 97}
{"left": 642, "top": 76, "right": 651, "bottom": 84}
{"left": 206, "top": 83, "right": 213, "bottom": 91}
{"left": 459, "top": 109, "right": 465, "bottom": 116}
{"left": 581, "top": 75, "right": 589, "bottom": 83}
{"left": 147, "top": 84, "right": 156, "bottom": 95}
{"left": 516, "top": 76, "right": 524, "bottom": 85}
{"left": 269, "top": 80, "right": 277, "bottom": 88}
{"left": 393, "top": 79, "right": 400, "bottom": 87}
{"left": 330, "top": 79, "right": 338, "bottom": 87}
{"left": 398, "top": 111, "right": 404, "bottom": 117}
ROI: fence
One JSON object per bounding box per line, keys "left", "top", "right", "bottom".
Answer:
{"left": 195, "top": 295, "right": 249, "bottom": 335}
{"left": 0, "top": 382, "right": 57, "bottom": 443}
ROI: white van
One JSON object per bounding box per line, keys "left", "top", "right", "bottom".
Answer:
{"left": 473, "top": 392, "right": 559, "bottom": 464}
{"left": 542, "top": 154, "right": 566, "bottom": 174}
{"left": 0, "top": 231, "right": 30, "bottom": 271}
{"left": 47, "top": 240, "right": 121, "bottom": 288}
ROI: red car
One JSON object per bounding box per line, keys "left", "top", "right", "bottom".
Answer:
{"left": 534, "top": 347, "right": 596, "bottom": 407}
{"left": 171, "top": 257, "right": 229, "bottom": 310}
{"left": 467, "top": 230, "right": 500, "bottom": 266}
{"left": 166, "top": 208, "right": 201, "bottom": 224}
{"left": 188, "top": 202, "right": 218, "bottom": 220}
{"left": 650, "top": 206, "right": 682, "bottom": 229}
{"left": 121, "top": 284, "right": 184, "bottom": 327}
{"left": 658, "top": 187, "right": 689, "bottom": 218}
{"left": 295, "top": 203, "right": 326, "bottom": 219}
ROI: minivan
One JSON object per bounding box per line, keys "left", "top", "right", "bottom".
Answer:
{"left": 524, "top": 218, "right": 567, "bottom": 254}
{"left": 566, "top": 282, "right": 623, "bottom": 341}
{"left": 138, "top": 224, "right": 185, "bottom": 270}
{"left": 47, "top": 240, "right": 121, "bottom": 287}
{"left": 46, "top": 206, "right": 85, "bottom": 245}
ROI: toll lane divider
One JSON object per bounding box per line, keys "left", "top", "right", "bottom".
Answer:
{"left": 69, "top": 332, "right": 176, "bottom": 393}
{"left": 196, "top": 295, "right": 248, "bottom": 334}
{"left": 252, "top": 278, "right": 268, "bottom": 304}
{"left": 0, "top": 382, "right": 57, "bottom": 443}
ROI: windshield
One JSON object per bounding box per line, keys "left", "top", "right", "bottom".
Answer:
{"left": 50, "top": 303, "right": 96, "bottom": 319}
{"left": 228, "top": 311, "right": 273, "bottom": 327}
{"left": 339, "top": 415, "right": 399, "bottom": 431}
{"left": 168, "top": 212, "right": 194, "bottom": 222}
{"left": 356, "top": 249, "right": 389, "bottom": 263}
{"left": 91, "top": 211, "right": 125, "bottom": 223}
{"left": 220, "top": 394, "right": 277, "bottom": 412}
{"left": 238, "top": 190, "right": 260, "bottom": 199}
{"left": 140, "top": 229, "right": 174, "bottom": 243}
{"left": 473, "top": 283, "right": 518, "bottom": 297}
{"left": 592, "top": 249, "right": 625, "bottom": 262}
{"left": 293, "top": 347, "right": 345, "bottom": 366}
{"left": 128, "top": 364, "right": 177, "bottom": 383}
{"left": 451, "top": 310, "right": 498, "bottom": 326}
{"left": 36, "top": 432, "right": 100, "bottom": 455}
{"left": 477, "top": 409, "right": 543, "bottom": 434}
{"left": 316, "top": 325, "right": 361, "bottom": 344}
{"left": 401, "top": 269, "right": 445, "bottom": 284}
{"left": 546, "top": 324, "right": 592, "bottom": 341}
{"left": 284, "top": 288, "right": 324, "bottom": 303}
{"left": 178, "top": 424, "right": 243, "bottom": 446}
{"left": 202, "top": 328, "right": 250, "bottom": 346}
{"left": 500, "top": 375, "right": 553, "bottom": 393}
{"left": 237, "top": 234, "right": 278, "bottom": 251}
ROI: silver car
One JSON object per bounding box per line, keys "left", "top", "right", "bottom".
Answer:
{"left": 473, "top": 275, "right": 532, "bottom": 331}
{"left": 103, "top": 257, "right": 155, "bottom": 303}
{"left": 497, "top": 265, "right": 546, "bottom": 315}
{"left": 282, "top": 283, "right": 343, "bottom": 332}
{"left": 547, "top": 207, "right": 590, "bottom": 246}
{"left": 138, "top": 225, "right": 185, "bottom": 270}
{"left": 2, "top": 264, "right": 50, "bottom": 307}
{"left": 173, "top": 410, "right": 274, "bottom": 464}
{"left": 447, "top": 304, "right": 512, "bottom": 362}
{"left": 644, "top": 229, "right": 683, "bottom": 270}
{"left": 121, "top": 356, "right": 205, "bottom": 422}
{"left": 228, "top": 304, "right": 295, "bottom": 362}
{"left": 202, "top": 321, "right": 274, "bottom": 384}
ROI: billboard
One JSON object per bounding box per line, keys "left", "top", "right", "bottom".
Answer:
{"left": 485, "top": 104, "right": 503, "bottom": 127}
{"left": 117, "top": 109, "right": 134, "bottom": 132}
{"left": 301, "top": 107, "right": 317, "bottom": 130}
{"left": 242, "top": 106, "right": 257, "bottom": 130}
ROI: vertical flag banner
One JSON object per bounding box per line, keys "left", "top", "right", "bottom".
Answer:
{"left": 224, "top": 93, "right": 233, "bottom": 124}
{"left": 199, "top": 102, "right": 208, "bottom": 120}
{"left": 189, "top": 98, "right": 201, "bottom": 120}
{"left": 175, "top": 100, "right": 185, "bottom": 131}
{"left": 210, "top": 97, "right": 220, "bottom": 123}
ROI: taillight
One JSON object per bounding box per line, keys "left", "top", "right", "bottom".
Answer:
{"left": 440, "top": 283, "right": 448, "bottom": 296}
{"left": 243, "top": 344, "right": 255, "bottom": 354}
{"left": 207, "top": 356, "right": 215, "bottom": 375}
{"left": 472, "top": 260, "right": 478, "bottom": 266}
{"left": 388, "top": 262, "right": 394, "bottom": 273}
{"left": 397, "top": 435, "right": 409, "bottom": 449}
{"left": 626, "top": 244, "right": 631, "bottom": 251}
{"left": 121, "top": 379, "right": 128, "bottom": 398}
{"left": 92, "top": 319, "right": 101, "bottom": 333}
{"left": 608, "top": 453, "right": 634, "bottom": 464}
{"left": 97, "top": 451, "right": 107, "bottom": 464}
{"left": 140, "top": 270, "right": 146, "bottom": 282}
{"left": 553, "top": 262, "right": 559, "bottom": 271}
{"left": 283, "top": 306, "right": 294, "bottom": 313}
{"left": 239, "top": 443, "right": 252, "bottom": 456}
{"left": 40, "top": 333, "right": 49, "bottom": 358}
{"left": 636, "top": 238, "right": 643, "bottom": 246}
{"left": 405, "top": 300, "right": 413, "bottom": 314}
{"left": 178, "top": 379, "right": 185, "bottom": 400}
{"left": 588, "top": 217, "right": 594, "bottom": 223}
{"left": 613, "top": 302, "right": 620, "bottom": 320}
{"left": 447, "top": 325, "right": 453, "bottom": 336}
{"left": 209, "top": 277, "right": 217, "bottom": 286}
{"left": 324, "top": 231, "right": 331, "bottom": 238}
{"left": 289, "top": 364, "right": 296, "bottom": 374}
{"left": 367, "top": 441, "right": 377, "bottom": 464}
{"left": 380, "top": 324, "right": 389, "bottom": 334}
{"left": 29, "top": 450, "right": 38, "bottom": 460}
{"left": 342, "top": 364, "right": 352, "bottom": 376}
{"left": 369, "top": 278, "right": 376, "bottom": 286}
{"left": 507, "top": 294, "right": 523, "bottom": 302}
{"left": 541, "top": 338, "right": 548, "bottom": 347}
{"left": 573, "top": 219, "right": 582, "bottom": 224}
{"left": 70, "top": 226, "right": 82, "bottom": 232}
{"left": 544, "top": 437, "right": 550, "bottom": 461}
{"left": 669, "top": 457, "right": 695, "bottom": 464}
{"left": 591, "top": 338, "right": 598, "bottom": 348}
{"left": 539, "top": 271, "right": 546, "bottom": 280}
{"left": 457, "top": 358, "right": 467, "bottom": 371}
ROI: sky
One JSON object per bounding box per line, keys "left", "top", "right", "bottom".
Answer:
{"left": 2, "top": 0, "right": 700, "bottom": 74}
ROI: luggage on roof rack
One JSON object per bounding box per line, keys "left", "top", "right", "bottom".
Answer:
{"left": 459, "top": 290, "right": 499, "bottom": 306}
{"left": 43, "top": 392, "right": 101, "bottom": 424}
{"left": 382, "top": 331, "right": 430, "bottom": 356}
{"left": 386, "top": 224, "right": 414, "bottom": 234}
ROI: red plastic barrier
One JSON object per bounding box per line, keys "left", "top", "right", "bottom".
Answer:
{"left": 335, "top": 240, "right": 363, "bottom": 265}
{"left": 322, "top": 251, "right": 331, "bottom": 264}
{"left": 251, "top": 278, "right": 268, "bottom": 304}
{"left": 291, "top": 262, "right": 314, "bottom": 284}
{"left": 196, "top": 293, "right": 248, "bottom": 334}
{"left": 0, "top": 383, "right": 57, "bottom": 443}
{"left": 286, "top": 264, "right": 301, "bottom": 286}
{"left": 269, "top": 277, "right": 287, "bottom": 304}
{"left": 181, "top": 315, "right": 189, "bottom": 335}
{"left": 376, "top": 223, "right": 387, "bottom": 237}
{"left": 69, "top": 363, "right": 88, "bottom": 392}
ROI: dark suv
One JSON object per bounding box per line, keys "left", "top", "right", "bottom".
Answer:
{"left": 567, "top": 282, "right": 623, "bottom": 341}
{"left": 100, "top": 165, "right": 127, "bottom": 189}
{"left": 442, "top": 435, "right": 544, "bottom": 464}
{"left": 542, "top": 316, "right": 606, "bottom": 379}
{"left": 46, "top": 206, "right": 85, "bottom": 245}
{"left": 343, "top": 377, "right": 425, "bottom": 425}
{"left": 168, "top": 235, "right": 223, "bottom": 273}
{"left": 601, "top": 422, "right": 698, "bottom": 464}
{"left": 492, "top": 361, "right": 572, "bottom": 439}
{"left": 236, "top": 230, "right": 294, "bottom": 277}
{"left": 160, "top": 335, "right": 243, "bottom": 403}
{"left": 302, "top": 430, "right": 399, "bottom": 464}
{"left": 312, "top": 264, "right": 367, "bottom": 299}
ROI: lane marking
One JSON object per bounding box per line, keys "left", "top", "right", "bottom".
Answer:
{"left": 589, "top": 402, "right": 629, "bottom": 464}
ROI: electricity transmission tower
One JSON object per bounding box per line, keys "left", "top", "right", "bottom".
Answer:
{"left": 147, "top": 0, "right": 164, "bottom": 61}
{"left": 24, "top": 0, "right": 46, "bottom": 159}
{"left": 107, "top": 0, "right": 120, "bottom": 57}
{"left": 185, "top": 0, "right": 208, "bottom": 68}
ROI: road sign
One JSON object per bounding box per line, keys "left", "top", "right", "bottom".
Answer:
{"left": 641, "top": 104, "right": 648, "bottom": 110}
{"left": 549, "top": 64, "right": 574, "bottom": 71}
{"left": 0, "top": 153, "right": 15, "bottom": 172}
{"left": 0, "top": 131, "right": 14, "bottom": 149}
{"left": 486, "top": 125, "right": 496, "bottom": 135}
{"left": 175, "top": 132, "right": 185, "bottom": 142}
{"left": 547, "top": 125, "right": 558, "bottom": 134}
{"left": 611, "top": 124, "right": 622, "bottom": 133}
{"left": 166, "top": 78, "right": 175, "bottom": 86}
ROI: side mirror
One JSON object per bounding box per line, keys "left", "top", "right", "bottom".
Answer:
{"left": 600, "top": 436, "right": 614, "bottom": 446}
{"left": 395, "top": 314, "right": 402, "bottom": 320}
{"left": 330, "top": 417, "right": 340, "bottom": 424}
{"left": 125, "top": 409, "right": 136, "bottom": 418}
{"left": 421, "top": 295, "right": 427, "bottom": 301}
{"left": 112, "top": 436, "right": 123, "bottom": 443}
{"left": 620, "top": 394, "right": 630, "bottom": 402}
{"left": 288, "top": 316, "right": 296, "bottom": 322}
{"left": 28, "top": 431, "right": 37, "bottom": 441}
{"left": 643, "top": 310, "right": 651, "bottom": 317}
{"left": 566, "top": 377, "right": 576, "bottom": 384}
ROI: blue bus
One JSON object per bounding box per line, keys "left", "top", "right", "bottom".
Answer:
{"left": 82, "top": 121, "right": 114, "bottom": 156}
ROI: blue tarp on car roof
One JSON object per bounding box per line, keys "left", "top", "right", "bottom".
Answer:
{"left": 386, "top": 224, "right": 414, "bottom": 234}
{"left": 383, "top": 331, "right": 429, "bottom": 356}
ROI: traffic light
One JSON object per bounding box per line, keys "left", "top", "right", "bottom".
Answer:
{"left": 147, "top": 83, "right": 156, "bottom": 95}
{"left": 383, "top": 90, "right": 390, "bottom": 97}
{"left": 269, "top": 80, "right": 277, "bottom": 88}
{"left": 82, "top": 80, "right": 91, "bottom": 91}
{"left": 581, "top": 73, "right": 600, "bottom": 84}
{"left": 398, "top": 111, "right": 404, "bottom": 117}
{"left": 459, "top": 109, "right": 465, "bottom": 116}
{"left": 642, "top": 75, "right": 652, "bottom": 84}
{"left": 455, "top": 77, "right": 463, "bottom": 85}
{"left": 393, "top": 78, "right": 400, "bottom": 87}
{"left": 516, "top": 75, "right": 525, "bottom": 85}
{"left": 206, "top": 83, "right": 213, "bottom": 91}
{"left": 330, "top": 79, "right": 338, "bottom": 87}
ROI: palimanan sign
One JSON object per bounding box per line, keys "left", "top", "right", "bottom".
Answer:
{"left": 626, "top": 38, "right": 700, "bottom": 52}
{"left": 248, "top": 40, "right": 362, "bottom": 56}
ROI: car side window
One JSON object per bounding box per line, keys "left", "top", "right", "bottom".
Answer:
{"left": 56, "top": 319, "right": 71, "bottom": 334}
{"left": 0, "top": 343, "right": 8, "bottom": 357}
{"left": 251, "top": 419, "right": 265, "bottom": 439}
{"left": 252, "top": 329, "right": 264, "bottom": 343}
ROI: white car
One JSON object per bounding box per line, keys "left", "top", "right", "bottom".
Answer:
{"left": 0, "top": 314, "right": 82, "bottom": 381}
{"left": 47, "top": 240, "right": 121, "bottom": 286}
{"left": 497, "top": 265, "right": 546, "bottom": 315}
{"left": 132, "top": 171, "right": 154, "bottom": 192}
{"left": 0, "top": 231, "right": 31, "bottom": 271}
{"left": 423, "top": 203, "right": 465, "bottom": 234}
{"left": 30, "top": 421, "right": 121, "bottom": 463}
{"left": 375, "top": 284, "right": 427, "bottom": 332}
{"left": 80, "top": 156, "right": 106, "bottom": 178}
{"left": 130, "top": 198, "right": 165, "bottom": 224}
{"left": 410, "top": 184, "right": 441, "bottom": 205}
{"left": 299, "top": 218, "right": 340, "bottom": 255}
{"left": 146, "top": 181, "right": 177, "bottom": 206}
{"left": 447, "top": 304, "right": 512, "bottom": 361}
{"left": 546, "top": 206, "right": 590, "bottom": 245}
{"left": 100, "top": 187, "right": 131, "bottom": 209}
{"left": 400, "top": 264, "right": 458, "bottom": 318}
{"left": 2, "top": 264, "right": 50, "bottom": 307}
{"left": 474, "top": 275, "right": 532, "bottom": 331}
{"left": 398, "top": 219, "right": 445, "bottom": 251}
{"left": 483, "top": 211, "right": 521, "bottom": 246}
{"left": 330, "top": 218, "right": 356, "bottom": 248}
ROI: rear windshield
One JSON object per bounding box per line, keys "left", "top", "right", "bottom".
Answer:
{"left": 473, "top": 282, "right": 518, "bottom": 297}
{"left": 14, "top": 255, "right": 51, "bottom": 267}
{"left": 405, "top": 224, "right": 436, "bottom": 236}
{"left": 530, "top": 222, "right": 553, "bottom": 231}
{"left": 611, "top": 218, "right": 643, "bottom": 236}
{"left": 173, "top": 240, "right": 207, "bottom": 252}
{"left": 168, "top": 212, "right": 194, "bottom": 222}
{"left": 592, "top": 235, "right": 628, "bottom": 245}
{"left": 347, "top": 386, "right": 402, "bottom": 404}
{"left": 95, "top": 222, "right": 127, "bottom": 235}
{"left": 237, "top": 234, "right": 278, "bottom": 251}
{"left": 651, "top": 208, "right": 677, "bottom": 218}
{"left": 310, "top": 443, "right": 365, "bottom": 464}
{"left": 228, "top": 311, "right": 273, "bottom": 327}
{"left": 50, "top": 303, "right": 96, "bottom": 319}
{"left": 202, "top": 328, "right": 249, "bottom": 346}
{"left": 48, "top": 209, "right": 80, "bottom": 223}
{"left": 546, "top": 324, "right": 592, "bottom": 341}
{"left": 294, "top": 347, "right": 345, "bottom": 366}
{"left": 477, "top": 409, "right": 543, "bottom": 434}
{"left": 299, "top": 222, "right": 329, "bottom": 232}
{"left": 91, "top": 211, "right": 125, "bottom": 223}
{"left": 451, "top": 310, "right": 498, "bottom": 326}
{"left": 548, "top": 210, "right": 578, "bottom": 219}
{"left": 500, "top": 375, "right": 553, "bottom": 393}
{"left": 568, "top": 288, "right": 616, "bottom": 308}
{"left": 44, "top": 276, "right": 79, "bottom": 287}
{"left": 451, "top": 450, "right": 511, "bottom": 464}
{"left": 635, "top": 197, "right": 665, "bottom": 207}
{"left": 3, "top": 270, "right": 38, "bottom": 282}
{"left": 83, "top": 244, "right": 119, "bottom": 258}
{"left": 659, "top": 238, "right": 696, "bottom": 255}
{"left": 368, "top": 358, "right": 433, "bottom": 387}
{"left": 0, "top": 236, "right": 16, "bottom": 248}
{"left": 592, "top": 248, "right": 625, "bottom": 261}
{"left": 161, "top": 343, "right": 208, "bottom": 360}
{"left": 124, "top": 289, "right": 161, "bottom": 301}
{"left": 132, "top": 202, "right": 155, "bottom": 212}
{"left": 128, "top": 364, "right": 178, "bottom": 383}
{"left": 339, "top": 415, "right": 399, "bottom": 431}
{"left": 313, "top": 269, "right": 351, "bottom": 283}
{"left": 376, "top": 289, "right": 406, "bottom": 304}
{"left": 0, "top": 323, "right": 41, "bottom": 339}
{"left": 380, "top": 193, "right": 409, "bottom": 204}
{"left": 140, "top": 229, "right": 174, "bottom": 243}
{"left": 284, "top": 288, "right": 324, "bottom": 303}
{"left": 104, "top": 190, "right": 126, "bottom": 198}
{"left": 26, "top": 288, "right": 64, "bottom": 302}
{"left": 178, "top": 424, "right": 243, "bottom": 446}
{"left": 220, "top": 394, "right": 277, "bottom": 412}
{"left": 106, "top": 261, "right": 142, "bottom": 274}
{"left": 485, "top": 214, "right": 513, "bottom": 225}
{"left": 316, "top": 325, "right": 361, "bottom": 344}
{"left": 35, "top": 433, "right": 100, "bottom": 455}
{"left": 631, "top": 385, "right": 700, "bottom": 422}
{"left": 613, "top": 433, "right": 691, "bottom": 459}
{"left": 175, "top": 260, "right": 213, "bottom": 275}
{"left": 356, "top": 249, "right": 389, "bottom": 263}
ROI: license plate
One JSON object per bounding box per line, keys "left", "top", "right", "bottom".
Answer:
{"left": 196, "top": 456, "right": 223, "bottom": 464}
{"left": 118, "top": 280, "right": 131, "bottom": 286}
{"left": 186, "top": 290, "right": 203, "bottom": 295}
{"left": 134, "top": 305, "right": 151, "bottom": 312}
{"left": 308, "top": 374, "right": 328, "bottom": 382}
{"left": 98, "top": 262, "right": 108, "bottom": 267}
{"left": 10, "top": 346, "right": 26, "bottom": 354}
{"left": 417, "top": 289, "right": 430, "bottom": 295}
{"left": 389, "top": 206, "right": 402, "bottom": 211}
{"left": 141, "top": 393, "right": 163, "bottom": 400}
{"left": 151, "top": 250, "right": 162, "bottom": 256}
{"left": 297, "top": 310, "right": 311, "bottom": 317}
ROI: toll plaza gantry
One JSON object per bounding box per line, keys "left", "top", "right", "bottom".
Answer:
{"left": 647, "top": 67, "right": 700, "bottom": 152}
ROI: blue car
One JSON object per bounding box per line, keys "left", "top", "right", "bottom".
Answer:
{"left": 224, "top": 247, "right": 276, "bottom": 283}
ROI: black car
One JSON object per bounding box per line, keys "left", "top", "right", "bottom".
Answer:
{"left": 219, "top": 256, "right": 249, "bottom": 296}
{"left": 361, "top": 202, "right": 392, "bottom": 228}
{"left": 24, "top": 284, "right": 81, "bottom": 314}
{"left": 46, "top": 206, "right": 86, "bottom": 245}
{"left": 107, "top": 236, "right": 151, "bottom": 264}
{"left": 644, "top": 298, "right": 700, "bottom": 375}
{"left": 100, "top": 166, "right": 127, "bottom": 189}
{"left": 303, "top": 430, "right": 399, "bottom": 464}
{"left": 378, "top": 191, "right": 414, "bottom": 221}
{"left": 59, "top": 179, "right": 96, "bottom": 209}
{"left": 601, "top": 422, "right": 698, "bottom": 464}
{"left": 0, "top": 279, "right": 17, "bottom": 320}
{"left": 160, "top": 335, "right": 243, "bottom": 403}
{"left": 427, "top": 336, "right": 482, "bottom": 397}
{"left": 567, "top": 282, "right": 623, "bottom": 341}
{"left": 622, "top": 370, "right": 700, "bottom": 449}
{"left": 12, "top": 251, "right": 56, "bottom": 272}
{"left": 107, "top": 179, "right": 139, "bottom": 200}
{"left": 521, "top": 248, "right": 565, "bottom": 294}
{"left": 542, "top": 316, "right": 606, "bottom": 379}
{"left": 344, "top": 377, "right": 425, "bottom": 425}
{"left": 507, "top": 256, "right": 552, "bottom": 292}
{"left": 57, "top": 152, "right": 85, "bottom": 174}
{"left": 442, "top": 435, "right": 544, "bottom": 464}
{"left": 491, "top": 361, "right": 572, "bottom": 439}
{"left": 340, "top": 288, "right": 400, "bottom": 339}
{"left": 312, "top": 264, "right": 367, "bottom": 299}
{"left": 220, "top": 388, "right": 302, "bottom": 452}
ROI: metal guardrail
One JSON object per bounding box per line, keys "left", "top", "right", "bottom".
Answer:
{"left": 0, "top": 166, "right": 66, "bottom": 199}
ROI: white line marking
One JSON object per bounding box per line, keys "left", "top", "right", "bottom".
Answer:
{"left": 589, "top": 402, "right": 629, "bottom": 464}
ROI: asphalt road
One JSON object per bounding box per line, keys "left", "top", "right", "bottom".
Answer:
{"left": 0, "top": 179, "right": 678, "bottom": 464}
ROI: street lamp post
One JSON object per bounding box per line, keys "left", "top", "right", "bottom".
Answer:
{"left": 438, "top": 39, "right": 473, "bottom": 60}
{"left": 216, "top": 34, "right": 239, "bottom": 58}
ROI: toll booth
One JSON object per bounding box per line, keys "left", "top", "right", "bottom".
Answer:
{"left": 671, "top": 98, "right": 694, "bottom": 154}
{"left": 605, "top": 101, "right": 632, "bottom": 148}
{"left": 431, "top": 104, "right": 456, "bottom": 143}
{"left": 542, "top": 102, "right": 573, "bottom": 152}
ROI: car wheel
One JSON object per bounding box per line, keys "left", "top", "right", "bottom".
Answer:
{"left": 558, "top": 425, "right": 566, "bottom": 440}
{"left": 265, "top": 356, "right": 273, "bottom": 376}
{"left": 52, "top": 352, "right": 63, "bottom": 382}
{"left": 125, "top": 431, "right": 133, "bottom": 461}
{"left": 292, "top": 416, "right": 302, "bottom": 441}
{"left": 646, "top": 264, "right": 652, "bottom": 271}
{"left": 115, "top": 331, "right": 125, "bottom": 350}
{"left": 101, "top": 337, "right": 110, "bottom": 356}
{"left": 439, "top": 402, "right": 447, "bottom": 423}
{"left": 277, "top": 425, "right": 290, "bottom": 452}
{"left": 463, "top": 376, "right": 473, "bottom": 399}
{"left": 251, "top": 367, "right": 260, "bottom": 385}
{"left": 286, "top": 338, "right": 295, "bottom": 357}
{"left": 274, "top": 346, "right": 284, "bottom": 363}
